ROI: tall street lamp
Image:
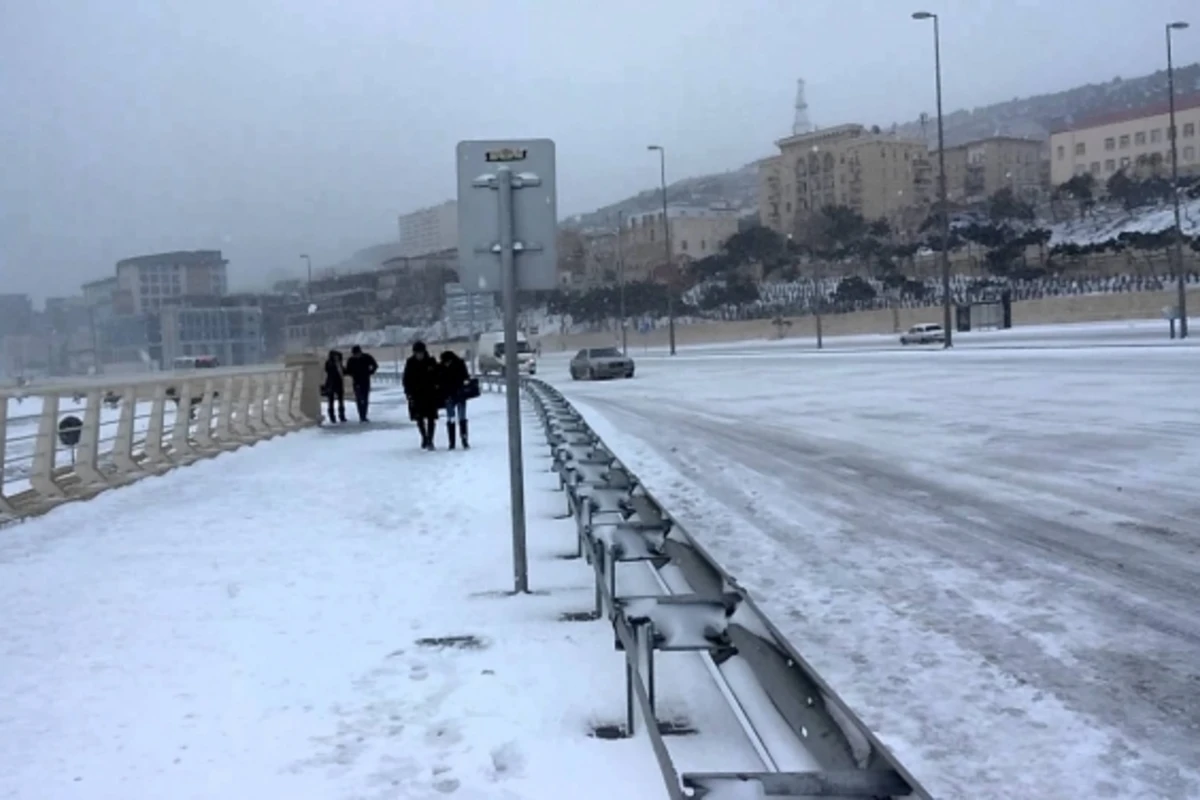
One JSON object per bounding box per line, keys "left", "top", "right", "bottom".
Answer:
{"left": 300, "top": 254, "right": 314, "bottom": 349}
{"left": 1167, "top": 20, "right": 1190, "bottom": 338}
{"left": 647, "top": 144, "right": 677, "bottom": 355}
{"left": 616, "top": 210, "right": 628, "bottom": 355}
{"left": 913, "top": 10, "right": 953, "bottom": 348}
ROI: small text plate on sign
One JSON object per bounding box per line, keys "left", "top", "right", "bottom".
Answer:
{"left": 485, "top": 147, "right": 528, "bottom": 163}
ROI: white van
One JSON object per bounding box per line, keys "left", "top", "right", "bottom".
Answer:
{"left": 475, "top": 331, "right": 537, "bottom": 375}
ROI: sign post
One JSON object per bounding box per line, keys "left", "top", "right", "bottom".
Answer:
{"left": 457, "top": 139, "right": 558, "bottom": 594}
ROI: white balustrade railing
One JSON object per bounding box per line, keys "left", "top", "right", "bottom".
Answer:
{"left": 1, "top": 363, "right": 317, "bottom": 522}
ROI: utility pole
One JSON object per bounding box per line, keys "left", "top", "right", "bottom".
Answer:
{"left": 617, "top": 210, "right": 628, "bottom": 355}
{"left": 647, "top": 145, "right": 676, "bottom": 355}
{"left": 1166, "top": 20, "right": 1190, "bottom": 338}
{"left": 913, "top": 11, "right": 953, "bottom": 348}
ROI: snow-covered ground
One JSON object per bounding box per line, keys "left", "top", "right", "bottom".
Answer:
{"left": 1050, "top": 195, "right": 1200, "bottom": 247}
{"left": 0, "top": 388, "right": 766, "bottom": 800}
{"left": 547, "top": 345, "right": 1200, "bottom": 799}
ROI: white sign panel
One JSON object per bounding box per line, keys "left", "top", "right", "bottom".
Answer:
{"left": 455, "top": 139, "right": 558, "bottom": 292}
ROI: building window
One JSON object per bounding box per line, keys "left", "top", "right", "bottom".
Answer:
{"left": 1089, "top": 161, "right": 1100, "bottom": 174}
{"left": 1184, "top": 146, "right": 1196, "bottom": 162}
{"left": 700, "top": 239, "right": 707, "bottom": 251}
{"left": 1105, "top": 159, "right": 1116, "bottom": 172}
{"left": 1074, "top": 142, "right": 1085, "bottom": 156}
{"left": 1120, "top": 156, "right": 1131, "bottom": 168}
{"left": 1074, "top": 164, "right": 1087, "bottom": 176}
{"left": 1134, "top": 131, "right": 1146, "bottom": 146}
{"left": 1184, "top": 123, "right": 1196, "bottom": 138}
{"left": 1056, "top": 145, "right": 1065, "bottom": 159}
{"left": 1105, "top": 137, "right": 1116, "bottom": 151}
{"left": 1119, "top": 135, "right": 1130, "bottom": 149}
{"left": 1150, "top": 129, "right": 1162, "bottom": 143}
{"left": 680, "top": 240, "right": 688, "bottom": 252}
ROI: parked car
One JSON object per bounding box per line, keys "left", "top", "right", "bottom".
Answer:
{"left": 900, "top": 323, "right": 945, "bottom": 345}
{"left": 569, "top": 347, "right": 635, "bottom": 380}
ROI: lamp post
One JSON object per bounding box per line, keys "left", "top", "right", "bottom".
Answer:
{"left": 913, "top": 10, "right": 953, "bottom": 348}
{"left": 647, "top": 144, "right": 677, "bottom": 355}
{"left": 616, "top": 210, "right": 628, "bottom": 355}
{"left": 300, "top": 254, "right": 314, "bottom": 350}
{"left": 1167, "top": 21, "right": 1190, "bottom": 338}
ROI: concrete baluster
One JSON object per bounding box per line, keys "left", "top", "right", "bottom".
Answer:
{"left": 0, "top": 400, "right": 16, "bottom": 516}
{"left": 29, "top": 393, "right": 65, "bottom": 500}
{"left": 246, "top": 375, "right": 267, "bottom": 437}
{"left": 287, "top": 370, "right": 305, "bottom": 426}
{"left": 193, "top": 379, "right": 217, "bottom": 452}
{"left": 142, "top": 384, "right": 170, "bottom": 471}
{"left": 214, "top": 376, "right": 236, "bottom": 446}
{"left": 170, "top": 380, "right": 195, "bottom": 462}
{"left": 231, "top": 376, "right": 252, "bottom": 440}
{"left": 111, "top": 386, "right": 140, "bottom": 476}
{"left": 262, "top": 373, "right": 282, "bottom": 433}
{"left": 73, "top": 390, "right": 107, "bottom": 489}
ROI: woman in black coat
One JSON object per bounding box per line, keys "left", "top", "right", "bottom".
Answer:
{"left": 402, "top": 341, "right": 442, "bottom": 449}
{"left": 438, "top": 350, "right": 472, "bottom": 449}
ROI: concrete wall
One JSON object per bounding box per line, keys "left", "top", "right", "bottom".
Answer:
{"left": 536, "top": 287, "right": 1200, "bottom": 352}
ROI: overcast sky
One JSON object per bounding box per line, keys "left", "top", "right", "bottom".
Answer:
{"left": 1, "top": 0, "right": 1195, "bottom": 301}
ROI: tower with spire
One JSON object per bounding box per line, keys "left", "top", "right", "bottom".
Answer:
{"left": 792, "top": 79, "right": 813, "bottom": 135}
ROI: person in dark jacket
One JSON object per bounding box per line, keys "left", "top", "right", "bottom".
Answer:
{"left": 323, "top": 350, "right": 346, "bottom": 424}
{"left": 438, "top": 350, "right": 472, "bottom": 450}
{"left": 343, "top": 345, "right": 379, "bottom": 422}
{"left": 402, "top": 341, "right": 442, "bottom": 449}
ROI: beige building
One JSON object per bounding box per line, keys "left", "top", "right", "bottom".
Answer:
{"left": 939, "top": 136, "right": 1046, "bottom": 202}
{"left": 621, "top": 205, "right": 740, "bottom": 283}
{"left": 758, "top": 124, "right": 933, "bottom": 236}
{"left": 1050, "top": 94, "right": 1200, "bottom": 186}
{"left": 116, "top": 250, "right": 228, "bottom": 315}
{"left": 397, "top": 200, "right": 458, "bottom": 257}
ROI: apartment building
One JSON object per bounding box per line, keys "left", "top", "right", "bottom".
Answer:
{"left": 759, "top": 124, "right": 932, "bottom": 236}
{"left": 397, "top": 201, "right": 458, "bottom": 257}
{"left": 158, "top": 305, "right": 263, "bottom": 366}
{"left": 1050, "top": 93, "right": 1200, "bottom": 186}
{"left": 115, "top": 250, "right": 228, "bottom": 315}
{"left": 939, "top": 136, "right": 1046, "bottom": 202}
{"left": 0, "top": 294, "right": 33, "bottom": 339}
{"left": 620, "top": 205, "right": 739, "bottom": 282}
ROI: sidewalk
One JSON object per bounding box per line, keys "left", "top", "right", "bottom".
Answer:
{"left": 0, "top": 388, "right": 668, "bottom": 800}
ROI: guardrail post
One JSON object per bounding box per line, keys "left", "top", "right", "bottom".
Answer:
{"left": 29, "top": 393, "right": 65, "bottom": 500}
{"left": 74, "top": 390, "right": 107, "bottom": 488}
{"left": 0, "top": 400, "right": 16, "bottom": 516}
{"left": 272, "top": 371, "right": 291, "bottom": 431}
{"left": 111, "top": 386, "right": 140, "bottom": 476}
{"left": 142, "top": 384, "right": 170, "bottom": 471}
{"left": 245, "top": 375, "right": 267, "bottom": 438}
{"left": 170, "top": 380, "right": 196, "bottom": 462}
{"left": 262, "top": 373, "right": 282, "bottom": 433}
{"left": 193, "top": 379, "right": 217, "bottom": 452}
{"left": 231, "top": 376, "right": 252, "bottom": 440}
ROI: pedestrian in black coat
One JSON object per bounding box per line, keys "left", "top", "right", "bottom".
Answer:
{"left": 343, "top": 345, "right": 379, "bottom": 422}
{"left": 323, "top": 350, "right": 346, "bottom": 424}
{"left": 438, "top": 350, "right": 472, "bottom": 449}
{"left": 402, "top": 341, "right": 442, "bottom": 449}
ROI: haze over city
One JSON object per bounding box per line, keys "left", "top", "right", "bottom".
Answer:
{"left": 1, "top": 0, "right": 1195, "bottom": 300}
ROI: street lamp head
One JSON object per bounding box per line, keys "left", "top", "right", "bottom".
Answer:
{"left": 1168, "top": 21, "right": 1189, "bottom": 30}
{"left": 912, "top": 11, "right": 934, "bottom": 20}
{"left": 647, "top": 144, "right": 662, "bottom": 152}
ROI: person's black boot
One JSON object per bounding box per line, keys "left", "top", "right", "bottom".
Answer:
{"left": 459, "top": 419, "right": 469, "bottom": 449}
{"left": 447, "top": 421, "right": 457, "bottom": 450}
{"left": 417, "top": 419, "right": 429, "bottom": 449}
{"left": 426, "top": 418, "right": 437, "bottom": 450}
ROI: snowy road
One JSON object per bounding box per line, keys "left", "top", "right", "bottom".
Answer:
{"left": 545, "top": 345, "right": 1200, "bottom": 799}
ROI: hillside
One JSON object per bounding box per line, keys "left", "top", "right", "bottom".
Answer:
{"left": 568, "top": 62, "right": 1200, "bottom": 230}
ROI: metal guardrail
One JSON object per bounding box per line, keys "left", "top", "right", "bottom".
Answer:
{"left": 1, "top": 365, "right": 314, "bottom": 524}
{"left": 493, "top": 375, "right": 931, "bottom": 800}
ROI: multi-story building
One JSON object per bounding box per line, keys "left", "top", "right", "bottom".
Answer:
{"left": 397, "top": 201, "right": 458, "bottom": 257}
{"left": 938, "top": 136, "right": 1046, "bottom": 203}
{"left": 0, "top": 294, "right": 33, "bottom": 339}
{"left": 1050, "top": 93, "right": 1200, "bottom": 186}
{"left": 116, "top": 250, "right": 228, "bottom": 314}
{"left": 158, "top": 305, "right": 263, "bottom": 366}
{"left": 759, "top": 124, "right": 932, "bottom": 235}
{"left": 621, "top": 205, "right": 740, "bottom": 282}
